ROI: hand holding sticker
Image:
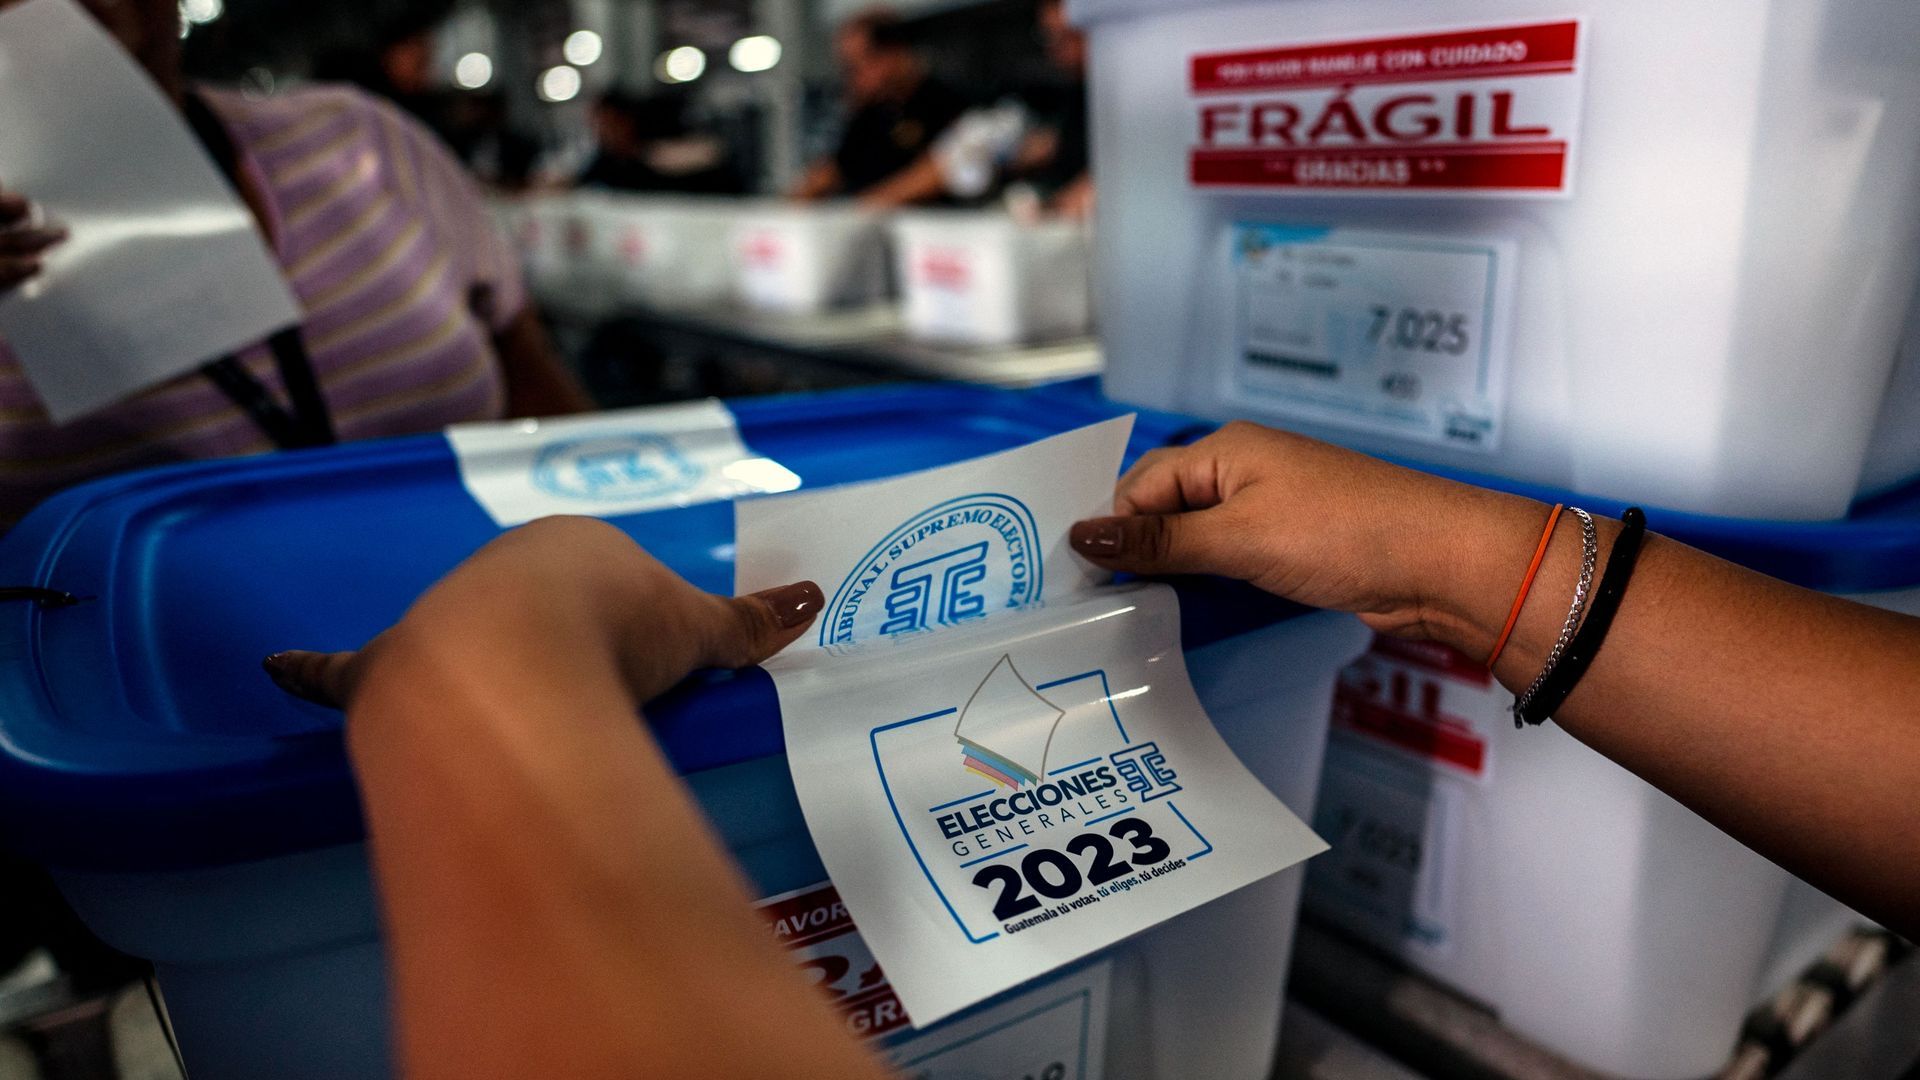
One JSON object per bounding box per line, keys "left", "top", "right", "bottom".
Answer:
{"left": 736, "top": 418, "right": 1328, "bottom": 1024}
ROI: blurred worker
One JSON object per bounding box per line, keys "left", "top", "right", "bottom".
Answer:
{"left": 444, "top": 92, "right": 542, "bottom": 193}
{"left": 791, "top": 9, "right": 968, "bottom": 206}
{"left": 866, "top": 0, "right": 1093, "bottom": 216}
{"left": 579, "top": 90, "right": 746, "bottom": 195}
{"left": 1018, "top": 0, "right": 1093, "bottom": 216}
{"left": 0, "top": 0, "right": 591, "bottom": 529}
{"left": 313, "top": 15, "right": 448, "bottom": 137}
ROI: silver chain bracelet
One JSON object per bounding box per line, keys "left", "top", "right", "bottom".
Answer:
{"left": 1512, "top": 507, "right": 1598, "bottom": 725}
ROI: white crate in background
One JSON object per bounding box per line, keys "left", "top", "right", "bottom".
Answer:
{"left": 891, "top": 211, "right": 1093, "bottom": 346}
{"left": 1074, "top": 0, "right": 1920, "bottom": 520}
{"left": 583, "top": 194, "right": 740, "bottom": 311}
{"left": 731, "top": 204, "right": 892, "bottom": 314}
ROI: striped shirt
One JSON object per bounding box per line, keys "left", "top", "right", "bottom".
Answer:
{"left": 0, "top": 83, "right": 524, "bottom": 528}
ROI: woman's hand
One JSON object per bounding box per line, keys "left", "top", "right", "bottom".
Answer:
{"left": 0, "top": 186, "right": 68, "bottom": 293}
{"left": 1072, "top": 420, "right": 1920, "bottom": 938}
{"left": 1068, "top": 420, "right": 1540, "bottom": 649}
{"left": 262, "top": 518, "right": 895, "bottom": 1080}
{"left": 265, "top": 515, "right": 822, "bottom": 712}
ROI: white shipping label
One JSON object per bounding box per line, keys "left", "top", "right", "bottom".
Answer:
{"left": 888, "top": 961, "right": 1109, "bottom": 1080}
{"left": 0, "top": 0, "right": 304, "bottom": 423}
{"left": 736, "top": 419, "right": 1326, "bottom": 1025}
{"left": 1306, "top": 636, "right": 1507, "bottom": 956}
{"left": 446, "top": 400, "right": 798, "bottom": 527}
{"left": 1309, "top": 743, "right": 1463, "bottom": 953}
{"left": 1230, "top": 224, "right": 1518, "bottom": 453}
{"left": 907, "top": 244, "right": 983, "bottom": 338}
{"left": 735, "top": 223, "right": 805, "bottom": 311}
{"left": 755, "top": 881, "right": 1111, "bottom": 1078}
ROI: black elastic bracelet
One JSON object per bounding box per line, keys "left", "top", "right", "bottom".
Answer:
{"left": 1516, "top": 507, "right": 1647, "bottom": 726}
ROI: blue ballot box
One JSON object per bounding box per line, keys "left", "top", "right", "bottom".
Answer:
{"left": 1034, "top": 375, "right": 1920, "bottom": 1079}
{"left": 0, "top": 381, "right": 1368, "bottom": 1080}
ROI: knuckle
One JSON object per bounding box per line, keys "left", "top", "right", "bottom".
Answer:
{"left": 712, "top": 595, "right": 774, "bottom": 667}
{"left": 1136, "top": 515, "right": 1175, "bottom": 563}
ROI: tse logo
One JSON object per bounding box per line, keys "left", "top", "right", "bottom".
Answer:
{"left": 1189, "top": 21, "right": 1584, "bottom": 193}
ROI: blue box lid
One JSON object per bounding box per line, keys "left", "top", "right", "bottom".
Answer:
{"left": 1031, "top": 378, "right": 1920, "bottom": 595}
{"left": 12, "top": 377, "right": 1913, "bottom": 873}
{"left": 0, "top": 381, "right": 1297, "bottom": 872}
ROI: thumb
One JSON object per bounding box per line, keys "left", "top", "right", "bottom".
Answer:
{"left": 263, "top": 648, "right": 362, "bottom": 709}
{"left": 1069, "top": 508, "right": 1248, "bottom": 579}
{"left": 703, "top": 580, "right": 826, "bottom": 669}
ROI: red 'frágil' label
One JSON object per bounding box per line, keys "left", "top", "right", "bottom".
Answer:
{"left": 1189, "top": 21, "right": 1584, "bottom": 194}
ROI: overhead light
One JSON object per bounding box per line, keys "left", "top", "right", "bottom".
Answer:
{"left": 454, "top": 52, "right": 494, "bottom": 90}
{"left": 179, "top": 0, "right": 222, "bottom": 26}
{"left": 563, "top": 29, "right": 604, "bottom": 67}
{"left": 538, "top": 64, "right": 582, "bottom": 102}
{"left": 656, "top": 45, "right": 707, "bottom": 84}
{"left": 728, "top": 35, "right": 782, "bottom": 73}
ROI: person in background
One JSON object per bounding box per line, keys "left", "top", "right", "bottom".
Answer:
{"left": 790, "top": 9, "right": 968, "bottom": 207}
{"left": 1016, "top": 0, "right": 1093, "bottom": 216}
{"left": 0, "top": 0, "right": 592, "bottom": 530}
{"left": 313, "top": 14, "right": 450, "bottom": 142}
{"left": 858, "top": 0, "right": 1093, "bottom": 216}
{"left": 443, "top": 91, "right": 542, "bottom": 193}
{"left": 578, "top": 90, "right": 745, "bottom": 196}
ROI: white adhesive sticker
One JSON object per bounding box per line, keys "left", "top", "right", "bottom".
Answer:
{"left": 736, "top": 420, "right": 1326, "bottom": 1025}
{"left": 446, "top": 400, "right": 797, "bottom": 527}
{"left": 0, "top": 0, "right": 304, "bottom": 423}
{"left": 1229, "top": 224, "right": 1518, "bottom": 453}
{"left": 755, "top": 880, "right": 1111, "bottom": 1079}
{"left": 736, "top": 417, "right": 1131, "bottom": 652}
{"left": 1306, "top": 636, "right": 1505, "bottom": 955}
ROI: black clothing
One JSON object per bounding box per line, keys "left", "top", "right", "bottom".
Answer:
{"left": 832, "top": 77, "right": 970, "bottom": 194}
{"left": 579, "top": 152, "right": 744, "bottom": 196}
{"left": 1024, "top": 81, "right": 1089, "bottom": 195}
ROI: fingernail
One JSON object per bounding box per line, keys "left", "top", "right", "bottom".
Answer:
{"left": 755, "top": 580, "right": 824, "bottom": 629}
{"left": 1070, "top": 519, "right": 1122, "bottom": 556}
{"left": 262, "top": 652, "right": 310, "bottom": 699}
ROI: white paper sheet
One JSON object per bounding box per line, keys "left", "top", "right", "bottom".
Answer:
{"left": 0, "top": 0, "right": 302, "bottom": 423}
{"left": 736, "top": 417, "right": 1131, "bottom": 652}
{"left": 735, "top": 419, "right": 1327, "bottom": 1025}
{"left": 446, "top": 400, "right": 799, "bottom": 527}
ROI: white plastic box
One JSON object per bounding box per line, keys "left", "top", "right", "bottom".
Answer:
{"left": 1859, "top": 284, "right": 1920, "bottom": 495}
{"left": 49, "top": 611, "right": 1368, "bottom": 1080}
{"left": 1303, "top": 580, "right": 1916, "bottom": 1080}
{"left": 582, "top": 194, "right": 741, "bottom": 311}
{"left": 890, "top": 211, "right": 1094, "bottom": 346}
{"left": 731, "top": 204, "right": 892, "bottom": 314}
{"left": 1073, "top": 0, "right": 1920, "bottom": 519}
{"left": 495, "top": 192, "right": 595, "bottom": 308}
{"left": 4, "top": 389, "right": 1371, "bottom": 1080}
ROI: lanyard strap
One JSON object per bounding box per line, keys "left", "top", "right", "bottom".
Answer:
{"left": 181, "top": 93, "right": 335, "bottom": 450}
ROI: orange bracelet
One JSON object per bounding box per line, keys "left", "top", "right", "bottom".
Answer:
{"left": 1485, "top": 503, "right": 1564, "bottom": 671}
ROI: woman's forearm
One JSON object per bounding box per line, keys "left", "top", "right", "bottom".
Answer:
{"left": 339, "top": 537, "right": 887, "bottom": 1080}
{"left": 493, "top": 307, "right": 594, "bottom": 418}
{"left": 1070, "top": 423, "right": 1920, "bottom": 937}
{"left": 1413, "top": 494, "right": 1920, "bottom": 936}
